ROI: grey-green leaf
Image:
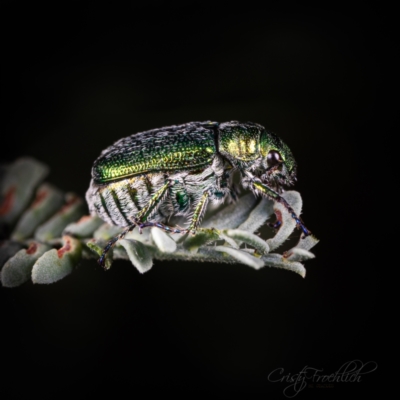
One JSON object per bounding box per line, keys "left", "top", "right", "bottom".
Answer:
{"left": 118, "top": 239, "right": 153, "bottom": 273}
{"left": 34, "top": 193, "right": 85, "bottom": 242}
{"left": 11, "top": 183, "right": 64, "bottom": 241}
{"left": 213, "top": 246, "right": 265, "bottom": 269}
{"left": 286, "top": 234, "right": 319, "bottom": 254}
{"left": 93, "top": 223, "right": 124, "bottom": 241}
{"left": 266, "top": 191, "right": 302, "bottom": 252}
{"left": 64, "top": 215, "right": 104, "bottom": 238}
{"left": 0, "top": 241, "right": 24, "bottom": 269}
{"left": 237, "top": 197, "right": 275, "bottom": 234}
{"left": 0, "top": 157, "right": 49, "bottom": 225}
{"left": 224, "top": 229, "right": 270, "bottom": 255}
{"left": 262, "top": 253, "right": 306, "bottom": 278}
{"left": 218, "top": 232, "right": 240, "bottom": 249}
{"left": 1, "top": 242, "right": 51, "bottom": 287}
{"left": 181, "top": 228, "right": 220, "bottom": 252}
{"left": 284, "top": 248, "right": 315, "bottom": 262}
{"left": 151, "top": 228, "right": 177, "bottom": 253}
{"left": 32, "top": 236, "right": 82, "bottom": 284}
{"left": 202, "top": 193, "right": 258, "bottom": 230}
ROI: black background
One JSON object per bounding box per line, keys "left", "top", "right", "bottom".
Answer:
{"left": 1, "top": 4, "right": 392, "bottom": 398}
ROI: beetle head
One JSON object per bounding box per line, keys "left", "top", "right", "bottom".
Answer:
{"left": 259, "top": 129, "right": 297, "bottom": 190}
{"left": 218, "top": 122, "right": 297, "bottom": 190}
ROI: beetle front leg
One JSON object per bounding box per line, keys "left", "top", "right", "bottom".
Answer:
{"left": 246, "top": 173, "right": 311, "bottom": 237}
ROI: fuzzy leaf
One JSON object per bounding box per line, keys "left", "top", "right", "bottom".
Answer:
{"left": 218, "top": 232, "right": 240, "bottom": 249}
{"left": 284, "top": 248, "right": 315, "bottom": 262}
{"left": 266, "top": 191, "right": 302, "bottom": 252}
{"left": 202, "top": 193, "right": 258, "bottom": 230}
{"left": 64, "top": 215, "right": 104, "bottom": 238}
{"left": 213, "top": 246, "right": 265, "bottom": 269}
{"left": 32, "top": 236, "right": 82, "bottom": 284}
{"left": 151, "top": 228, "right": 177, "bottom": 253}
{"left": 152, "top": 247, "right": 229, "bottom": 263}
{"left": 1, "top": 242, "right": 51, "bottom": 287}
{"left": 125, "top": 226, "right": 151, "bottom": 243}
{"left": 118, "top": 239, "right": 153, "bottom": 273}
{"left": 34, "top": 193, "right": 85, "bottom": 242}
{"left": 261, "top": 253, "right": 306, "bottom": 278}
{"left": 11, "top": 183, "right": 64, "bottom": 241}
{"left": 287, "top": 234, "right": 319, "bottom": 253}
{"left": 93, "top": 223, "right": 124, "bottom": 241}
{"left": 224, "top": 229, "right": 270, "bottom": 255}
{"left": 181, "top": 228, "right": 220, "bottom": 252}
{"left": 237, "top": 197, "right": 275, "bottom": 234}
{"left": 0, "top": 241, "right": 24, "bottom": 269}
{"left": 284, "top": 234, "right": 319, "bottom": 261}
{"left": 0, "top": 158, "right": 49, "bottom": 225}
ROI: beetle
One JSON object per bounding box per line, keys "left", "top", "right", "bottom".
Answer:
{"left": 85, "top": 121, "right": 311, "bottom": 267}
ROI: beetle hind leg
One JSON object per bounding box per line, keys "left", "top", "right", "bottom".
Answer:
{"left": 187, "top": 191, "right": 210, "bottom": 234}
{"left": 98, "top": 223, "right": 137, "bottom": 268}
{"left": 99, "top": 180, "right": 188, "bottom": 268}
{"left": 133, "top": 217, "right": 188, "bottom": 235}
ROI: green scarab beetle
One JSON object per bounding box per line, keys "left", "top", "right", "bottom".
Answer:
{"left": 86, "top": 121, "right": 311, "bottom": 267}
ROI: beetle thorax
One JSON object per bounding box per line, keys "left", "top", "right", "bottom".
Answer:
{"left": 218, "top": 122, "right": 264, "bottom": 164}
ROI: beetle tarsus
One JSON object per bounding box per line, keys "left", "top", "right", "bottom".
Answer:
{"left": 268, "top": 220, "right": 282, "bottom": 230}
{"left": 300, "top": 226, "right": 311, "bottom": 237}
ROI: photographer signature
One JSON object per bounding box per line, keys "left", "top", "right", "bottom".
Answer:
{"left": 268, "top": 360, "right": 378, "bottom": 398}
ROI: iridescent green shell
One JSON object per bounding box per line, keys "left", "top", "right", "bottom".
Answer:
{"left": 93, "top": 122, "right": 217, "bottom": 184}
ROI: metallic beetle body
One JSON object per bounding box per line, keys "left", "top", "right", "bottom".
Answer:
{"left": 86, "top": 121, "right": 309, "bottom": 265}
{"left": 86, "top": 122, "right": 218, "bottom": 227}
{"left": 86, "top": 121, "right": 296, "bottom": 226}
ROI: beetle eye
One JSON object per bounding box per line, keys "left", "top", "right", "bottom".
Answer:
{"left": 267, "top": 150, "right": 283, "bottom": 166}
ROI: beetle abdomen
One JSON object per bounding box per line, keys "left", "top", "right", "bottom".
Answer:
{"left": 86, "top": 167, "right": 216, "bottom": 227}
{"left": 87, "top": 173, "right": 162, "bottom": 226}
{"left": 92, "top": 122, "right": 217, "bottom": 183}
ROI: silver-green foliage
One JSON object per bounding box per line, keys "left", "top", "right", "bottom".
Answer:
{"left": 0, "top": 158, "right": 318, "bottom": 287}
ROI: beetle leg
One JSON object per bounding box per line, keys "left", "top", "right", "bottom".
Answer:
{"left": 98, "top": 181, "right": 171, "bottom": 267}
{"left": 132, "top": 218, "right": 188, "bottom": 234}
{"left": 188, "top": 191, "right": 209, "bottom": 234}
{"left": 247, "top": 173, "right": 311, "bottom": 237}
{"left": 268, "top": 220, "right": 282, "bottom": 230}
{"left": 98, "top": 223, "right": 137, "bottom": 268}
{"left": 99, "top": 180, "right": 191, "bottom": 267}
{"left": 135, "top": 181, "right": 171, "bottom": 222}
{"left": 135, "top": 180, "right": 191, "bottom": 234}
